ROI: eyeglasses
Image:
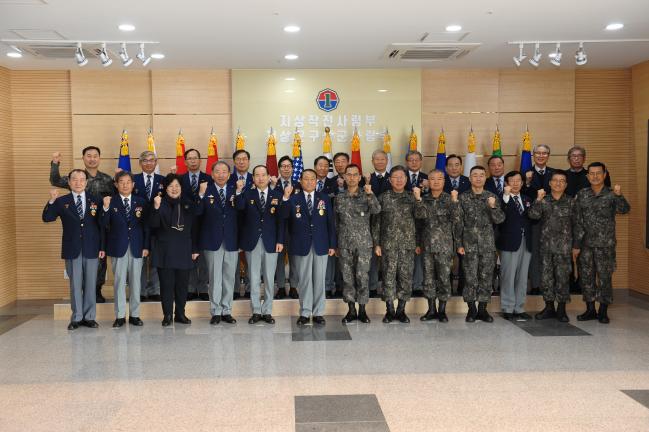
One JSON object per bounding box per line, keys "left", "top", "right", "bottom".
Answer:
{"left": 534, "top": 151, "right": 549, "bottom": 156}
{"left": 141, "top": 159, "right": 156, "bottom": 163}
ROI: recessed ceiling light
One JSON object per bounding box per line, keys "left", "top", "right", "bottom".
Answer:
{"left": 284, "top": 25, "right": 300, "bottom": 33}
{"left": 285, "top": 77, "right": 296, "bottom": 81}
{"left": 6, "top": 52, "right": 22, "bottom": 58}
{"left": 118, "top": 24, "right": 136, "bottom": 32}
{"left": 606, "top": 23, "right": 624, "bottom": 31}
{"left": 285, "top": 89, "right": 295, "bottom": 93}
{"left": 548, "top": 52, "right": 557, "bottom": 58}
{"left": 284, "top": 54, "right": 298, "bottom": 60}
{"left": 151, "top": 53, "right": 165, "bottom": 59}
{"left": 377, "top": 89, "right": 388, "bottom": 93}
{"left": 445, "top": 24, "right": 462, "bottom": 32}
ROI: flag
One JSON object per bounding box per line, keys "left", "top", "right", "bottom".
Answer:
{"left": 175, "top": 130, "right": 188, "bottom": 175}
{"left": 291, "top": 130, "right": 303, "bottom": 183}
{"left": 235, "top": 128, "right": 245, "bottom": 150}
{"left": 464, "top": 127, "right": 477, "bottom": 176}
{"left": 351, "top": 127, "right": 363, "bottom": 174}
{"left": 323, "top": 126, "right": 334, "bottom": 178}
{"left": 146, "top": 129, "right": 160, "bottom": 174}
{"left": 435, "top": 129, "right": 446, "bottom": 172}
{"left": 383, "top": 128, "right": 393, "bottom": 172}
{"left": 266, "top": 128, "right": 278, "bottom": 177}
{"left": 205, "top": 128, "right": 219, "bottom": 174}
{"left": 520, "top": 126, "right": 533, "bottom": 173}
{"left": 492, "top": 126, "right": 502, "bottom": 156}
{"left": 408, "top": 125, "right": 418, "bottom": 152}
{"left": 118, "top": 129, "right": 131, "bottom": 172}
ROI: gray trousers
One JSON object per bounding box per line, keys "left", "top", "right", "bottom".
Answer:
{"left": 111, "top": 246, "right": 143, "bottom": 319}
{"left": 499, "top": 237, "right": 531, "bottom": 314}
{"left": 293, "top": 247, "right": 328, "bottom": 317}
{"left": 275, "top": 249, "right": 298, "bottom": 290}
{"left": 65, "top": 254, "right": 98, "bottom": 322}
{"left": 246, "top": 239, "right": 278, "bottom": 315}
{"left": 189, "top": 253, "right": 209, "bottom": 294}
{"left": 205, "top": 246, "right": 238, "bottom": 316}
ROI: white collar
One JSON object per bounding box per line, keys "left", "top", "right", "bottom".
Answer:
{"left": 409, "top": 170, "right": 420, "bottom": 177}
{"left": 73, "top": 191, "right": 85, "bottom": 200}
{"left": 534, "top": 165, "right": 547, "bottom": 173}
{"left": 375, "top": 171, "right": 387, "bottom": 177}
{"left": 258, "top": 187, "right": 269, "bottom": 195}
{"left": 119, "top": 194, "right": 132, "bottom": 201}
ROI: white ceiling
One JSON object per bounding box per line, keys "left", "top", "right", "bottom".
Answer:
{"left": 1, "top": 0, "right": 649, "bottom": 70}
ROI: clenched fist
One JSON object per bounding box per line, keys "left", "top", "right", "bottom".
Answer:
{"left": 613, "top": 184, "right": 622, "bottom": 196}
{"left": 421, "top": 179, "right": 429, "bottom": 190}
{"left": 153, "top": 195, "right": 162, "bottom": 209}
{"left": 337, "top": 177, "right": 345, "bottom": 188}
{"left": 169, "top": 165, "right": 177, "bottom": 174}
{"left": 450, "top": 190, "right": 459, "bottom": 202}
{"left": 49, "top": 189, "right": 59, "bottom": 201}
{"left": 525, "top": 171, "right": 534, "bottom": 184}
{"left": 283, "top": 184, "right": 294, "bottom": 199}
{"left": 103, "top": 196, "right": 111, "bottom": 209}
{"left": 503, "top": 185, "right": 511, "bottom": 196}
{"left": 51, "top": 152, "right": 61, "bottom": 164}
{"left": 199, "top": 181, "right": 208, "bottom": 196}
{"left": 236, "top": 179, "right": 245, "bottom": 192}
{"left": 487, "top": 196, "right": 497, "bottom": 208}
{"left": 537, "top": 189, "right": 546, "bottom": 201}
{"left": 364, "top": 182, "right": 373, "bottom": 195}
{"left": 412, "top": 186, "right": 421, "bottom": 200}
{"left": 269, "top": 176, "right": 278, "bottom": 187}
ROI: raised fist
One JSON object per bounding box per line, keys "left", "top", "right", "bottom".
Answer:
{"left": 169, "top": 165, "right": 177, "bottom": 174}
{"left": 153, "top": 195, "right": 162, "bottom": 209}
{"left": 49, "top": 189, "right": 59, "bottom": 201}
{"left": 450, "top": 190, "right": 459, "bottom": 202}
{"left": 337, "top": 177, "right": 345, "bottom": 188}
{"left": 421, "top": 179, "right": 429, "bottom": 189}
{"left": 103, "top": 196, "right": 111, "bottom": 209}
{"left": 283, "top": 184, "right": 294, "bottom": 199}
{"left": 114, "top": 167, "right": 123, "bottom": 175}
{"left": 412, "top": 186, "right": 421, "bottom": 200}
{"left": 199, "top": 181, "right": 208, "bottom": 196}
{"left": 364, "top": 183, "right": 373, "bottom": 195}
{"left": 51, "top": 152, "right": 61, "bottom": 164}
{"left": 236, "top": 179, "right": 245, "bottom": 192}
{"left": 487, "top": 196, "right": 497, "bottom": 208}
{"left": 270, "top": 176, "right": 278, "bottom": 186}
{"left": 503, "top": 185, "right": 512, "bottom": 196}
{"left": 613, "top": 184, "right": 621, "bottom": 196}
{"left": 457, "top": 247, "right": 465, "bottom": 255}
{"left": 537, "top": 189, "right": 546, "bottom": 201}
{"left": 525, "top": 171, "right": 533, "bottom": 184}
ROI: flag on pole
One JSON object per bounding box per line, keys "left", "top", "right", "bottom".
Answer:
{"left": 408, "top": 125, "right": 418, "bottom": 152}
{"left": 291, "top": 129, "right": 303, "bottom": 183}
{"left": 492, "top": 126, "right": 503, "bottom": 156}
{"left": 235, "top": 128, "right": 245, "bottom": 150}
{"left": 266, "top": 127, "right": 278, "bottom": 177}
{"left": 175, "top": 130, "right": 188, "bottom": 175}
{"left": 205, "top": 128, "right": 219, "bottom": 174}
{"left": 464, "top": 127, "right": 477, "bottom": 176}
{"left": 435, "top": 129, "right": 447, "bottom": 172}
{"left": 383, "top": 128, "right": 393, "bottom": 172}
{"left": 351, "top": 127, "right": 363, "bottom": 174}
{"left": 118, "top": 129, "right": 132, "bottom": 172}
{"left": 323, "top": 126, "right": 334, "bottom": 178}
{"left": 520, "top": 126, "right": 533, "bottom": 173}
{"left": 146, "top": 129, "right": 160, "bottom": 174}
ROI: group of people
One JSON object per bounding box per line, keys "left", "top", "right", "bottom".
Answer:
{"left": 44, "top": 143, "right": 629, "bottom": 330}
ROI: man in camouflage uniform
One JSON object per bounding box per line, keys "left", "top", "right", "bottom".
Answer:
{"left": 51, "top": 147, "right": 115, "bottom": 304}
{"left": 414, "top": 169, "right": 460, "bottom": 323}
{"left": 335, "top": 164, "right": 381, "bottom": 324}
{"left": 372, "top": 165, "right": 419, "bottom": 324}
{"left": 527, "top": 170, "right": 576, "bottom": 322}
{"left": 456, "top": 166, "right": 505, "bottom": 323}
{"left": 573, "top": 162, "right": 630, "bottom": 324}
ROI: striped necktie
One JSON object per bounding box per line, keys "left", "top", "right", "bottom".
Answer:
{"left": 124, "top": 197, "right": 131, "bottom": 221}
{"left": 75, "top": 195, "right": 83, "bottom": 219}
{"left": 191, "top": 174, "right": 198, "bottom": 193}
{"left": 260, "top": 191, "right": 266, "bottom": 213}
{"left": 219, "top": 187, "right": 226, "bottom": 207}
{"left": 145, "top": 175, "right": 152, "bottom": 199}
{"left": 307, "top": 193, "right": 313, "bottom": 215}
{"left": 513, "top": 195, "right": 524, "bottom": 215}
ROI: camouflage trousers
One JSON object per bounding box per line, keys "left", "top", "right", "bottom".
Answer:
{"left": 422, "top": 251, "right": 454, "bottom": 301}
{"left": 382, "top": 248, "right": 415, "bottom": 302}
{"left": 339, "top": 247, "right": 372, "bottom": 304}
{"left": 540, "top": 252, "right": 572, "bottom": 303}
{"left": 578, "top": 246, "right": 616, "bottom": 304}
{"left": 462, "top": 250, "right": 497, "bottom": 303}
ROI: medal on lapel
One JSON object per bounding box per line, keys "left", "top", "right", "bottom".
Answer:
{"left": 295, "top": 204, "right": 302, "bottom": 218}
{"left": 208, "top": 194, "right": 215, "bottom": 205}
{"left": 89, "top": 203, "right": 97, "bottom": 217}
{"left": 135, "top": 206, "right": 143, "bottom": 218}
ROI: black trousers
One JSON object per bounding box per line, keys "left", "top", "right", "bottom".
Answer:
{"left": 157, "top": 267, "right": 189, "bottom": 317}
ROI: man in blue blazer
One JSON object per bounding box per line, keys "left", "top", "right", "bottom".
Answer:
{"left": 237, "top": 165, "right": 285, "bottom": 324}
{"left": 281, "top": 169, "right": 336, "bottom": 325}
{"left": 199, "top": 161, "right": 245, "bottom": 325}
{"left": 443, "top": 154, "right": 471, "bottom": 194}
{"left": 101, "top": 171, "right": 150, "bottom": 328}
{"left": 497, "top": 171, "right": 534, "bottom": 320}
{"left": 43, "top": 169, "right": 104, "bottom": 330}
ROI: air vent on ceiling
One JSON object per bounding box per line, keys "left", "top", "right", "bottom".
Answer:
{"left": 14, "top": 42, "right": 110, "bottom": 59}
{"left": 384, "top": 43, "right": 481, "bottom": 62}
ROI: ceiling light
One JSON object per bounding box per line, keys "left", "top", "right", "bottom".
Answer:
{"left": 6, "top": 51, "right": 22, "bottom": 58}
{"left": 575, "top": 42, "right": 587, "bottom": 66}
{"left": 377, "top": 89, "right": 388, "bottom": 93}
{"left": 136, "top": 43, "right": 151, "bottom": 66}
{"left": 513, "top": 43, "right": 527, "bottom": 67}
{"left": 118, "top": 43, "right": 133, "bottom": 67}
{"left": 150, "top": 53, "right": 165, "bottom": 59}
{"left": 283, "top": 25, "right": 300, "bottom": 33}
{"left": 606, "top": 23, "right": 624, "bottom": 31}
{"left": 284, "top": 89, "right": 294, "bottom": 93}
{"left": 118, "top": 24, "right": 136, "bottom": 32}
{"left": 285, "top": 77, "right": 296, "bottom": 81}
{"left": 550, "top": 43, "right": 562, "bottom": 67}
{"left": 528, "top": 43, "right": 542, "bottom": 68}
{"left": 284, "top": 53, "right": 298, "bottom": 60}
{"left": 445, "top": 24, "right": 462, "bottom": 32}
{"left": 74, "top": 43, "right": 88, "bottom": 66}
{"left": 98, "top": 43, "right": 112, "bottom": 67}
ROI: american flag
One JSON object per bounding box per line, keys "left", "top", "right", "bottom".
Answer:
{"left": 291, "top": 130, "right": 303, "bottom": 183}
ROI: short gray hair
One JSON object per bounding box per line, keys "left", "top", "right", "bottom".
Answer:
{"left": 533, "top": 144, "right": 551, "bottom": 155}
{"left": 211, "top": 160, "right": 231, "bottom": 173}
{"left": 405, "top": 150, "right": 423, "bottom": 161}
{"left": 567, "top": 145, "right": 586, "bottom": 159}
{"left": 371, "top": 149, "right": 387, "bottom": 159}
{"left": 139, "top": 150, "right": 157, "bottom": 162}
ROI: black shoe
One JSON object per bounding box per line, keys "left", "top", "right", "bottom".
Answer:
{"left": 112, "top": 318, "right": 126, "bottom": 328}
{"left": 313, "top": 316, "right": 326, "bottom": 325}
{"left": 174, "top": 315, "right": 191, "bottom": 324}
{"left": 342, "top": 302, "right": 358, "bottom": 324}
{"left": 210, "top": 315, "right": 221, "bottom": 325}
{"left": 577, "top": 302, "right": 598, "bottom": 321}
{"left": 187, "top": 292, "right": 198, "bottom": 301}
{"left": 96, "top": 290, "right": 106, "bottom": 304}
{"left": 129, "top": 317, "right": 143, "bottom": 326}
{"left": 333, "top": 290, "right": 343, "bottom": 299}
{"left": 412, "top": 289, "right": 424, "bottom": 298}
{"left": 275, "top": 289, "right": 287, "bottom": 299}
{"left": 162, "top": 315, "right": 172, "bottom": 327}
{"left": 420, "top": 298, "right": 438, "bottom": 321}
{"left": 437, "top": 301, "right": 448, "bottom": 323}
{"left": 395, "top": 300, "right": 410, "bottom": 323}
{"left": 242, "top": 292, "right": 251, "bottom": 299}
{"left": 503, "top": 312, "right": 514, "bottom": 321}
{"left": 296, "top": 316, "right": 309, "bottom": 326}
{"left": 67, "top": 321, "right": 80, "bottom": 330}
{"left": 476, "top": 302, "right": 494, "bottom": 323}
{"left": 140, "top": 295, "right": 148, "bottom": 302}
{"left": 382, "top": 300, "right": 395, "bottom": 323}
{"left": 221, "top": 314, "right": 237, "bottom": 324}
{"left": 289, "top": 287, "right": 299, "bottom": 299}
{"left": 262, "top": 314, "right": 275, "bottom": 324}
{"left": 248, "top": 313, "right": 262, "bottom": 324}
{"left": 515, "top": 312, "right": 531, "bottom": 321}
{"left": 530, "top": 287, "right": 541, "bottom": 295}
{"left": 233, "top": 292, "right": 241, "bottom": 300}
{"left": 82, "top": 319, "right": 99, "bottom": 328}
{"left": 198, "top": 293, "right": 210, "bottom": 301}
{"left": 325, "top": 291, "right": 333, "bottom": 299}
{"left": 598, "top": 303, "right": 610, "bottom": 324}
{"left": 535, "top": 301, "right": 557, "bottom": 320}
{"left": 358, "top": 304, "right": 370, "bottom": 323}
{"left": 465, "top": 302, "right": 477, "bottom": 323}
{"left": 556, "top": 302, "right": 570, "bottom": 322}
{"left": 369, "top": 290, "right": 379, "bottom": 298}
{"left": 149, "top": 294, "right": 161, "bottom": 301}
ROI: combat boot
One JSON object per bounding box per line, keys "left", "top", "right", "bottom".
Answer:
{"left": 358, "top": 304, "right": 370, "bottom": 323}
{"left": 597, "top": 303, "right": 610, "bottom": 324}
{"left": 556, "top": 302, "right": 569, "bottom": 322}
{"left": 465, "top": 301, "right": 477, "bottom": 322}
{"left": 382, "top": 300, "right": 395, "bottom": 323}
{"left": 535, "top": 301, "right": 557, "bottom": 320}
{"left": 395, "top": 300, "right": 410, "bottom": 323}
{"left": 420, "top": 298, "right": 438, "bottom": 321}
{"left": 577, "top": 301, "right": 598, "bottom": 321}
{"left": 342, "top": 302, "right": 358, "bottom": 324}
{"left": 437, "top": 301, "right": 449, "bottom": 322}
{"left": 476, "top": 302, "right": 494, "bottom": 323}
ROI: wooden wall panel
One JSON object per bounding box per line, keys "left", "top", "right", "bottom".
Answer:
{"left": 499, "top": 70, "right": 575, "bottom": 113}
{"left": 152, "top": 70, "right": 231, "bottom": 114}
{"left": 0, "top": 67, "right": 17, "bottom": 307}
{"left": 72, "top": 115, "right": 152, "bottom": 161}
{"left": 421, "top": 69, "right": 499, "bottom": 113}
{"left": 152, "top": 114, "right": 233, "bottom": 161}
{"left": 421, "top": 113, "right": 498, "bottom": 157}
{"left": 71, "top": 70, "right": 152, "bottom": 114}
{"left": 497, "top": 112, "right": 575, "bottom": 156}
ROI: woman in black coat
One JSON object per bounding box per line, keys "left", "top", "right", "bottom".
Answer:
{"left": 149, "top": 174, "right": 202, "bottom": 326}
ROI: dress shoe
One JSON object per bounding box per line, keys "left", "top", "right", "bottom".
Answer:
{"left": 313, "top": 316, "right": 326, "bottom": 325}
{"left": 476, "top": 302, "right": 494, "bottom": 323}
{"left": 233, "top": 292, "right": 241, "bottom": 300}
{"left": 577, "top": 301, "right": 598, "bottom": 321}
{"left": 535, "top": 301, "right": 557, "bottom": 320}
{"left": 369, "top": 290, "right": 379, "bottom": 298}
{"left": 161, "top": 315, "right": 172, "bottom": 327}
{"left": 412, "top": 289, "right": 424, "bottom": 298}
{"left": 556, "top": 302, "right": 569, "bottom": 322}
{"left": 149, "top": 294, "right": 161, "bottom": 301}
{"left": 198, "top": 293, "right": 210, "bottom": 301}
{"left": 333, "top": 290, "right": 343, "bottom": 298}
{"left": 420, "top": 298, "right": 438, "bottom": 321}
{"left": 342, "top": 302, "right": 358, "bottom": 324}
{"left": 465, "top": 302, "right": 478, "bottom": 323}
{"left": 289, "top": 287, "right": 299, "bottom": 299}
{"left": 325, "top": 291, "right": 333, "bottom": 299}
{"left": 296, "top": 316, "right": 309, "bottom": 326}
{"left": 437, "top": 301, "right": 448, "bottom": 323}
{"left": 129, "top": 317, "right": 144, "bottom": 326}
{"left": 187, "top": 292, "right": 198, "bottom": 301}
{"left": 503, "top": 312, "right": 514, "bottom": 321}
{"left": 382, "top": 300, "right": 395, "bottom": 323}
{"left": 140, "top": 295, "right": 148, "bottom": 302}
{"left": 67, "top": 321, "right": 80, "bottom": 330}
{"left": 515, "top": 312, "right": 531, "bottom": 321}
{"left": 112, "top": 318, "right": 126, "bottom": 328}
{"left": 96, "top": 290, "right": 106, "bottom": 304}
{"left": 174, "top": 315, "right": 191, "bottom": 324}
{"left": 210, "top": 315, "right": 221, "bottom": 325}
{"left": 221, "top": 314, "right": 237, "bottom": 324}
{"left": 395, "top": 300, "right": 410, "bottom": 323}
{"left": 262, "top": 314, "right": 275, "bottom": 324}
{"left": 598, "top": 303, "right": 610, "bottom": 324}
{"left": 242, "top": 292, "right": 251, "bottom": 299}
{"left": 248, "top": 313, "right": 262, "bottom": 324}
{"left": 275, "top": 289, "right": 287, "bottom": 299}
{"left": 82, "top": 320, "right": 99, "bottom": 328}
{"left": 358, "top": 304, "right": 370, "bottom": 323}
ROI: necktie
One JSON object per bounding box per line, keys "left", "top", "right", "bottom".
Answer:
{"left": 124, "top": 197, "right": 131, "bottom": 221}
{"left": 219, "top": 188, "right": 226, "bottom": 207}
{"left": 317, "top": 180, "right": 323, "bottom": 192}
{"left": 411, "top": 173, "right": 417, "bottom": 186}
{"left": 191, "top": 174, "right": 198, "bottom": 193}
{"left": 307, "top": 194, "right": 313, "bottom": 215}
{"left": 513, "top": 195, "right": 524, "bottom": 215}
{"left": 239, "top": 175, "right": 244, "bottom": 182}
{"left": 377, "top": 174, "right": 383, "bottom": 179}
{"left": 145, "top": 175, "right": 152, "bottom": 199}
{"left": 452, "top": 179, "right": 458, "bottom": 189}
{"left": 538, "top": 169, "right": 545, "bottom": 176}
{"left": 496, "top": 178, "right": 503, "bottom": 195}
{"left": 283, "top": 180, "right": 289, "bottom": 189}
{"left": 260, "top": 191, "right": 266, "bottom": 213}
{"left": 76, "top": 195, "right": 83, "bottom": 219}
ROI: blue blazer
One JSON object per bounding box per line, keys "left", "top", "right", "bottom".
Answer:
{"left": 485, "top": 176, "right": 504, "bottom": 199}
{"left": 42, "top": 193, "right": 103, "bottom": 260}
{"left": 133, "top": 172, "right": 165, "bottom": 203}
{"left": 227, "top": 171, "right": 254, "bottom": 192}
{"left": 100, "top": 195, "right": 150, "bottom": 258}
{"left": 522, "top": 167, "right": 554, "bottom": 196}
{"left": 405, "top": 171, "right": 428, "bottom": 191}
{"left": 444, "top": 175, "right": 471, "bottom": 194}
{"left": 236, "top": 188, "right": 285, "bottom": 252}
{"left": 181, "top": 171, "right": 213, "bottom": 200}
{"left": 198, "top": 183, "right": 244, "bottom": 251}
{"left": 369, "top": 172, "right": 391, "bottom": 196}
{"left": 274, "top": 177, "right": 301, "bottom": 194}
{"left": 496, "top": 194, "right": 533, "bottom": 252}
{"left": 280, "top": 191, "right": 336, "bottom": 256}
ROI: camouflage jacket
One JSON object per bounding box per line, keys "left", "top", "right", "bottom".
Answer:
{"left": 334, "top": 189, "right": 381, "bottom": 250}
{"left": 573, "top": 186, "right": 630, "bottom": 248}
{"left": 414, "top": 192, "right": 460, "bottom": 255}
{"left": 527, "top": 193, "right": 577, "bottom": 255}
{"left": 456, "top": 190, "right": 505, "bottom": 253}
{"left": 372, "top": 189, "right": 418, "bottom": 251}
{"left": 50, "top": 162, "right": 115, "bottom": 198}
